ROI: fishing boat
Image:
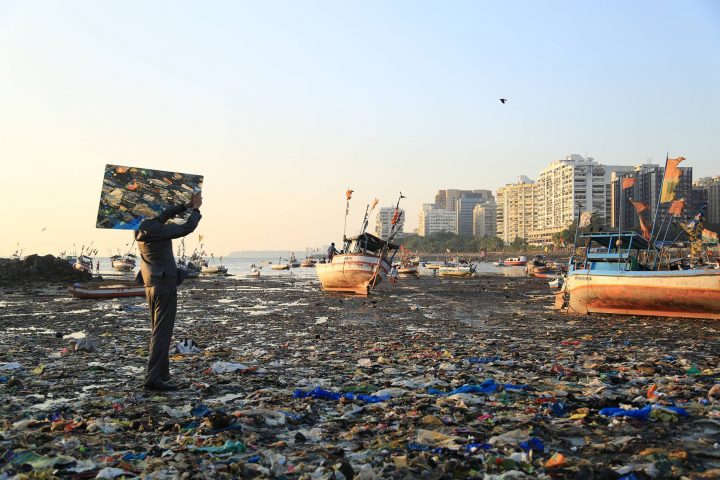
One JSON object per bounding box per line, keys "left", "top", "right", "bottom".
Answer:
{"left": 300, "top": 258, "right": 315, "bottom": 267}
{"left": 271, "top": 257, "right": 290, "bottom": 270}
{"left": 555, "top": 232, "right": 720, "bottom": 320}
{"left": 502, "top": 256, "right": 527, "bottom": 267}
{"left": 288, "top": 252, "right": 301, "bottom": 268}
{"left": 438, "top": 264, "right": 475, "bottom": 278}
{"left": 73, "top": 255, "right": 94, "bottom": 273}
{"left": 200, "top": 255, "right": 228, "bottom": 275}
{"left": 424, "top": 262, "right": 445, "bottom": 270}
{"left": 247, "top": 267, "right": 261, "bottom": 277}
{"left": 68, "top": 281, "right": 146, "bottom": 299}
{"left": 111, "top": 253, "right": 137, "bottom": 271}
{"left": 396, "top": 246, "right": 419, "bottom": 276}
{"left": 316, "top": 233, "right": 398, "bottom": 295}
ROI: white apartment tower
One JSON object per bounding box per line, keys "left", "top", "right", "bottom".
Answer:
{"left": 418, "top": 204, "right": 456, "bottom": 236}
{"left": 533, "top": 154, "right": 606, "bottom": 241}
{"left": 375, "top": 207, "right": 404, "bottom": 240}
{"left": 496, "top": 176, "right": 538, "bottom": 243}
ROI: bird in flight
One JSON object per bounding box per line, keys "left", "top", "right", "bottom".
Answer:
{"left": 499, "top": 98, "right": 508, "bottom": 104}
{"left": 41, "top": 227, "right": 47, "bottom": 231}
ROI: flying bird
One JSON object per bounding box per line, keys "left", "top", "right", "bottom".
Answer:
{"left": 41, "top": 227, "right": 47, "bottom": 232}
{"left": 499, "top": 98, "right": 508, "bottom": 104}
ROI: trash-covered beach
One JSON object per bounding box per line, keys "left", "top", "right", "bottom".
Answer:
{"left": 2, "top": 274, "right": 720, "bottom": 479}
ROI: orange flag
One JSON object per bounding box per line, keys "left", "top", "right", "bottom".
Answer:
{"left": 622, "top": 177, "right": 636, "bottom": 190}
{"left": 660, "top": 156, "right": 685, "bottom": 203}
{"left": 630, "top": 200, "right": 651, "bottom": 240}
{"left": 345, "top": 189, "right": 354, "bottom": 200}
{"left": 630, "top": 199, "right": 649, "bottom": 214}
{"left": 668, "top": 199, "right": 685, "bottom": 216}
{"left": 391, "top": 208, "right": 401, "bottom": 225}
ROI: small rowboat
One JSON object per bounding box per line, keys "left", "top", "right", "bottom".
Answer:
{"left": 271, "top": 264, "right": 290, "bottom": 270}
{"left": 201, "top": 265, "right": 228, "bottom": 275}
{"left": 397, "top": 265, "right": 419, "bottom": 276}
{"left": 438, "top": 265, "right": 475, "bottom": 278}
{"left": 68, "top": 281, "right": 145, "bottom": 299}
{"left": 502, "top": 256, "right": 527, "bottom": 267}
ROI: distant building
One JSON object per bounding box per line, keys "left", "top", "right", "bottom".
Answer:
{"left": 417, "top": 204, "right": 456, "bottom": 236}
{"left": 531, "top": 154, "right": 607, "bottom": 242}
{"left": 609, "top": 164, "right": 694, "bottom": 229}
{"left": 375, "top": 207, "right": 404, "bottom": 240}
{"left": 473, "top": 201, "right": 497, "bottom": 237}
{"left": 496, "top": 177, "right": 538, "bottom": 244}
{"left": 434, "top": 189, "right": 493, "bottom": 212}
{"left": 456, "top": 193, "right": 494, "bottom": 237}
{"left": 694, "top": 176, "right": 720, "bottom": 224}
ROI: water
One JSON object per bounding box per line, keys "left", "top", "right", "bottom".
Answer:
{"left": 91, "top": 257, "right": 527, "bottom": 279}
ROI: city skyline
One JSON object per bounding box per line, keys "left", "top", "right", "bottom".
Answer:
{"left": 2, "top": 1, "right": 719, "bottom": 255}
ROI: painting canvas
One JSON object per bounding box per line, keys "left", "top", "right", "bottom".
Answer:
{"left": 96, "top": 164, "right": 204, "bottom": 230}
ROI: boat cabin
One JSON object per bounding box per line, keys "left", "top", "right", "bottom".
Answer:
{"left": 344, "top": 233, "right": 399, "bottom": 256}
{"left": 571, "top": 232, "right": 658, "bottom": 272}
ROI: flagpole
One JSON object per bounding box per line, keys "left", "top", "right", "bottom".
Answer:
{"left": 618, "top": 181, "right": 623, "bottom": 270}
{"left": 647, "top": 153, "right": 669, "bottom": 255}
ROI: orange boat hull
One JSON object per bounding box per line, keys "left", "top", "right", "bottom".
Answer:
{"left": 316, "top": 254, "right": 389, "bottom": 295}
{"left": 562, "top": 270, "right": 720, "bottom": 320}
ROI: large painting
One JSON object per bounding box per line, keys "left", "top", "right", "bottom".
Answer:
{"left": 96, "top": 164, "right": 204, "bottom": 230}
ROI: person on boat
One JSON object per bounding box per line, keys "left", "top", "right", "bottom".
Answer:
{"left": 134, "top": 192, "right": 202, "bottom": 391}
{"left": 327, "top": 242, "right": 339, "bottom": 261}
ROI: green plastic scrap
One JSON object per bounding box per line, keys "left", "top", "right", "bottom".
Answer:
{"left": 193, "top": 440, "right": 247, "bottom": 454}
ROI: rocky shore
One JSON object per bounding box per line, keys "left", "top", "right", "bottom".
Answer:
{"left": 1, "top": 274, "right": 719, "bottom": 479}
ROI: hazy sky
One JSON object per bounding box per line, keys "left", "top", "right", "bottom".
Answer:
{"left": 2, "top": 0, "right": 719, "bottom": 256}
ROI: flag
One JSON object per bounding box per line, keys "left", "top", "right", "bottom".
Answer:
{"left": 391, "top": 208, "right": 401, "bottom": 225}
{"left": 638, "top": 215, "right": 651, "bottom": 240}
{"left": 345, "top": 189, "right": 354, "bottom": 201}
{"left": 668, "top": 199, "right": 685, "bottom": 216}
{"left": 630, "top": 199, "right": 649, "bottom": 214}
{"left": 579, "top": 212, "right": 592, "bottom": 228}
{"left": 702, "top": 228, "right": 719, "bottom": 244}
{"left": 370, "top": 198, "right": 379, "bottom": 211}
{"left": 198, "top": 235, "right": 204, "bottom": 243}
{"left": 622, "top": 177, "right": 636, "bottom": 190}
{"left": 659, "top": 156, "right": 685, "bottom": 203}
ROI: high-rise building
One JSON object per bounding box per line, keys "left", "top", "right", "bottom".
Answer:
{"left": 375, "top": 207, "right": 404, "bottom": 240}
{"left": 532, "top": 154, "right": 607, "bottom": 242}
{"left": 496, "top": 177, "right": 538, "bottom": 244}
{"left": 417, "top": 204, "right": 456, "bottom": 236}
{"left": 609, "top": 164, "right": 694, "bottom": 229}
{"left": 456, "top": 194, "right": 494, "bottom": 236}
{"left": 473, "top": 201, "right": 497, "bottom": 237}
{"left": 694, "top": 176, "right": 720, "bottom": 224}
{"left": 434, "top": 189, "right": 493, "bottom": 212}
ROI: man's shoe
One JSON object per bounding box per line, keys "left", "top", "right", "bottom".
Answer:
{"left": 143, "top": 380, "right": 178, "bottom": 391}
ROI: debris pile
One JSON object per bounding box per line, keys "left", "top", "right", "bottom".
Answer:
{"left": 0, "top": 274, "right": 719, "bottom": 478}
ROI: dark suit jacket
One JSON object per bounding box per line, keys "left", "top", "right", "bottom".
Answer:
{"left": 135, "top": 205, "right": 202, "bottom": 287}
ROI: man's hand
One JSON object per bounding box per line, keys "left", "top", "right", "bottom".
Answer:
{"left": 190, "top": 192, "right": 203, "bottom": 210}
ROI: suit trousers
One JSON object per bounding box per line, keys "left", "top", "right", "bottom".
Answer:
{"left": 145, "top": 282, "right": 177, "bottom": 384}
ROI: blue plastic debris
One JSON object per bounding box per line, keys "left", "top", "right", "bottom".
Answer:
{"left": 519, "top": 438, "right": 544, "bottom": 451}
{"left": 551, "top": 401, "right": 568, "bottom": 417}
{"left": 293, "top": 387, "right": 391, "bottom": 403}
{"left": 504, "top": 383, "right": 528, "bottom": 392}
{"left": 465, "top": 443, "right": 492, "bottom": 453}
{"left": 191, "top": 404, "right": 212, "bottom": 417}
{"left": 122, "top": 452, "right": 147, "bottom": 461}
{"left": 599, "top": 404, "right": 688, "bottom": 420}
{"left": 467, "top": 356, "right": 501, "bottom": 364}
{"left": 428, "top": 379, "right": 497, "bottom": 395}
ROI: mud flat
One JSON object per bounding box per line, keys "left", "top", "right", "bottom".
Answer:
{"left": 1, "top": 274, "right": 719, "bottom": 478}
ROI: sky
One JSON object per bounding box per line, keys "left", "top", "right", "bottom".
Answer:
{"left": 1, "top": 0, "right": 719, "bottom": 256}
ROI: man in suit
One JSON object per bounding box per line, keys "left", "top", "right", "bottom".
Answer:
{"left": 135, "top": 192, "right": 202, "bottom": 391}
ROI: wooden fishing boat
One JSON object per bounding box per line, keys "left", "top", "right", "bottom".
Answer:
{"left": 68, "top": 281, "right": 146, "bottom": 299}
{"left": 111, "top": 253, "right": 137, "bottom": 271}
{"left": 300, "top": 258, "right": 315, "bottom": 267}
{"left": 397, "top": 265, "right": 419, "bottom": 276}
{"left": 556, "top": 232, "right": 720, "bottom": 320}
{"left": 424, "top": 262, "right": 445, "bottom": 270}
{"left": 438, "top": 265, "right": 475, "bottom": 278}
{"left": 73, "top": 255, "right": 94, "bottom": 273}
{"left": 316, "top": 233, "right": 398, "bottom": 295}
{"left": 201, "top": 265, "right": 228, "bottom": 275}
